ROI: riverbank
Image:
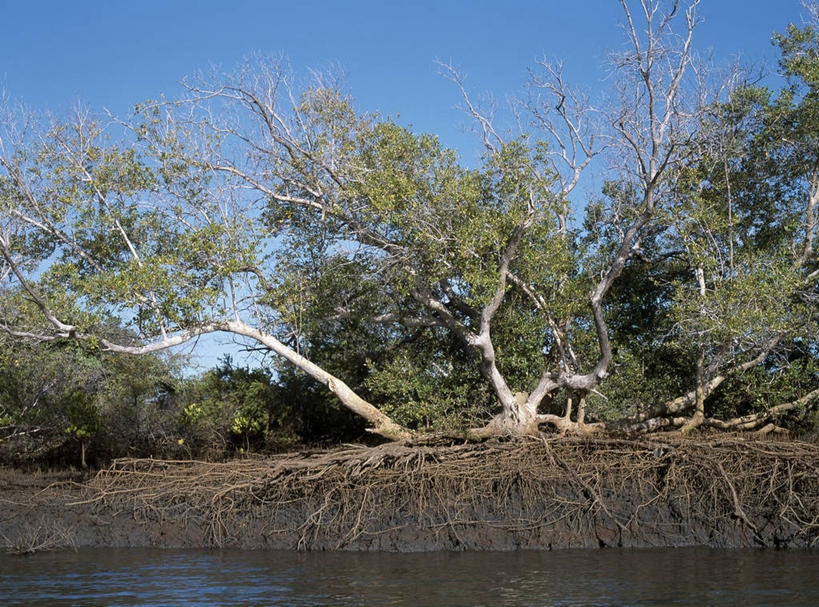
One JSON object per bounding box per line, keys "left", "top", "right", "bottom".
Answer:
{"left": 2, "top": 436, "right": 817, "bottom": 552}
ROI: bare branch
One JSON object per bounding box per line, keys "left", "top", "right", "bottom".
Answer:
{"left": 437, "top": 60, "right": 504, "bottom": 154}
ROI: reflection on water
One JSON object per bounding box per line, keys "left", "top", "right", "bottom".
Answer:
{"left": 0, "top": 547, "right": 817, "bottom": 606}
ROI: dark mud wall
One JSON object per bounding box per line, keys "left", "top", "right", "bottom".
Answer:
{"left": 2, "top": 436, "right": 818, "bottom": 552}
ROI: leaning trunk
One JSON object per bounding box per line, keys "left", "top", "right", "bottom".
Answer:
{"left": 226, "top": 320, "right": 410, "bottom": 440}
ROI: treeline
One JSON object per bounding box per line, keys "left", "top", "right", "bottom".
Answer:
{"left": 0, "top": 1, "right": 817, "bottom": 451}
{"left": 0, "top": 321, "right": 815, "bottom": 467}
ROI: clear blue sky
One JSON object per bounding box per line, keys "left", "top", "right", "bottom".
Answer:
{"left": 1, "top": 1, "right": 806, "bottom": 154}
{"left": 0, "top": 0, "right": 808, "bottom": 369}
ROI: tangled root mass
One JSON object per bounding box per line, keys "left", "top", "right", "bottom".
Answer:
{"left": 75, "top": 436, "right": 819, "bottom": 551}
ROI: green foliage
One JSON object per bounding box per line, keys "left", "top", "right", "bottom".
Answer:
{"left": 1, "top": 8, "right": 818, "bottom": 446}
{"left": 363, "top": 331, "right": 494, "bottom": 432}
{"left": 64, "top": 389, "right": 101, "bottom": 441}
{"left": 174, "top": 356, "right": 325, "bottom": 451}
{"left": 0, "top": 300, "right": 181, "bottom": 464}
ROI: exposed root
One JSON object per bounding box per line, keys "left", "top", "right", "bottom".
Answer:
{"left": 678, "top": 412, "right": 704, "bottom": 435}
{"left": 2, "top": 519, "right": 77, "bottom": 555}
{"left": 73, "top": 437, "right": 819, "bottom": 550}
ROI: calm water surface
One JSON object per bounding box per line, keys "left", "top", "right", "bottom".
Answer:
{"left": 0, "top": 547, "right": 816, "bottom": 606}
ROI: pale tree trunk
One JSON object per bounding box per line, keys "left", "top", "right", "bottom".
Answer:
{"left": 225, "top": 320, "right": 410, "bottom": 440}
{"left": 704, "top": 387, "right": 819, "bottom": 432}
{"left": 679, "top": 262, "right": 708, "bottom": 434}
{"left": 576, "top": 394, "right": 587, "bottom": 426}
{"left": 469, "top": 391, "right": 542, "bottom": 438}
{"left": 679, "top": 350, "right": 706, "bottom": 434}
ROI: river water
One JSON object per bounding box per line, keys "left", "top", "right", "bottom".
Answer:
{"left": 0, "top": 547, "right": 816, "bottom": 606}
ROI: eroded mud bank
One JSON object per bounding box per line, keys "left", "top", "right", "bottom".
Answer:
{"left": 2, "top": 436, "right": 817, "bottom": 552}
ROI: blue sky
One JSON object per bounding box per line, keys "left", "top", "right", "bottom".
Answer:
{"left": 1, "top": 1, "right": 806, "bottom": 155}
{"left": 0, "top": 0, "right": 808, "bottom": 370}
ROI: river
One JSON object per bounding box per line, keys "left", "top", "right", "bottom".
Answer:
{"left": 1, "top": 547, "right": 817, "bottom": 606}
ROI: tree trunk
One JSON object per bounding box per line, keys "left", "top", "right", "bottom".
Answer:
{"left": 226, "top": 320, "right": 410, "bottom": 440}
{"left": 576, "top": 394, "right": 587, "bottom": 425}
{"left": 680, "top": 350, "right": 706, "bottom": 435}
{"left": 470, "top": 391, "right": 542, "bottom": 438}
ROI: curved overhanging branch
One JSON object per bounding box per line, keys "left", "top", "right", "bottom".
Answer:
{"left": 1, "top": 237, "right": 409, "bottom": 439}
{"left": 0, "top": 234, "right": 76, "bottom": 336}
{"left": 6, "top": 315, "right": 410, "bottom": 440}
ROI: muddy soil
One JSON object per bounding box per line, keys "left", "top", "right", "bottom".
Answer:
{"left": 1, "top": 436, "right": 817, "bottom": 552}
